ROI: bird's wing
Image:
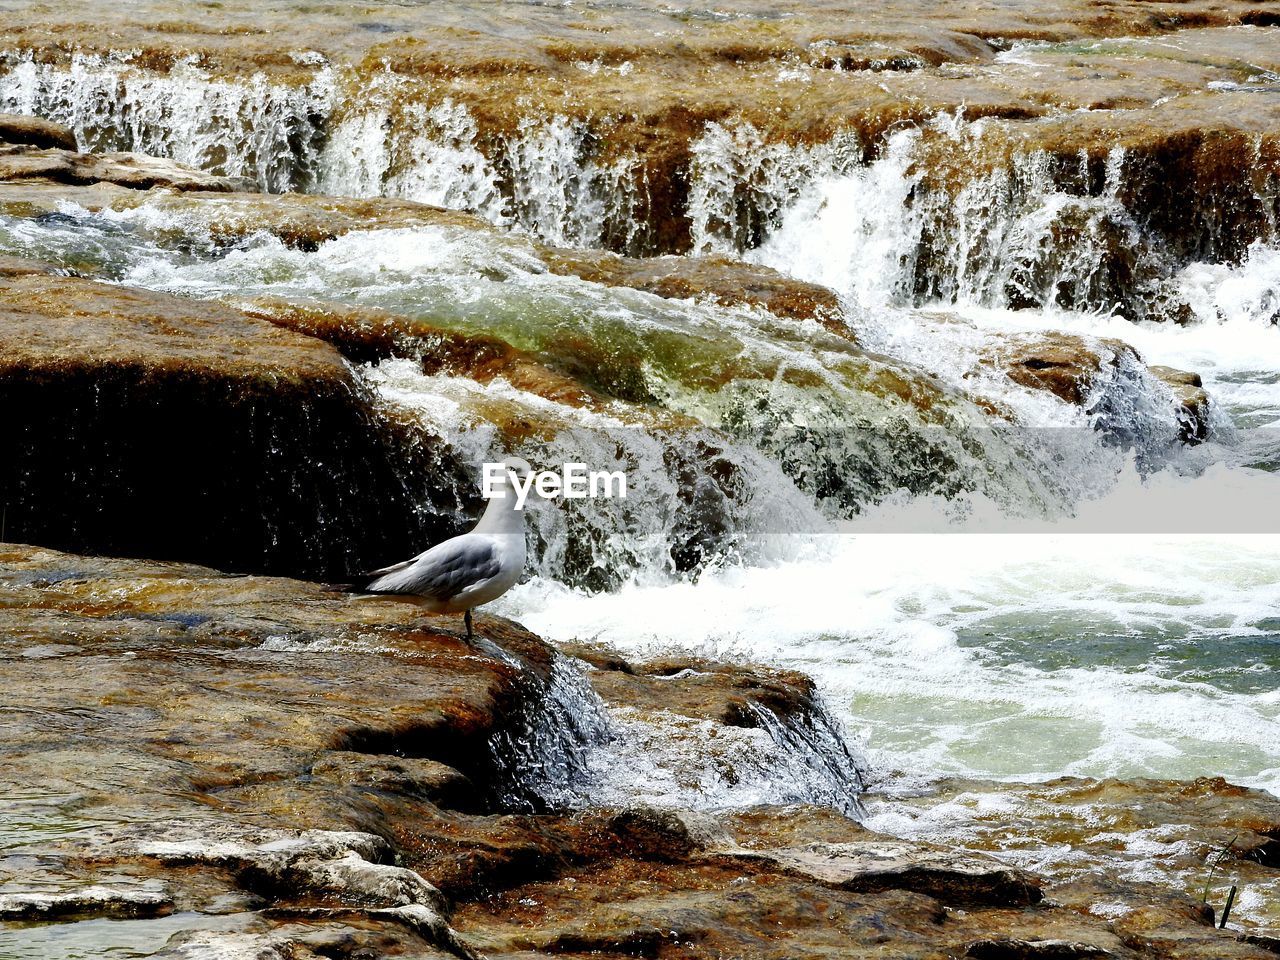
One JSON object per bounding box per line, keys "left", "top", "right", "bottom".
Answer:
{"left": 362, "top": 536, "right": 501, "bottom": 601}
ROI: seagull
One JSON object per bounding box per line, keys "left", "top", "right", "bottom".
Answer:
{"left": 354, "top": 457, "right": 530, "bottom": 640}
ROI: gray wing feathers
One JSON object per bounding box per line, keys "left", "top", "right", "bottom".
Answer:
{"left": 365, "top": 537, "right": 501, "bottom": 600}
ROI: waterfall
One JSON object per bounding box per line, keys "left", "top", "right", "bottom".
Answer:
{"left": 364, "top": 359, "right": 830, "bottom": 589}
{"left": 0, "top": 52, "right": 335, "bottom": 192}
{"left": 487, "top": 652, "right": 615, "bottom": 812}
{"left": 487, "top": 649, "right": 869, "bottom": 817}
{"left": 687, "top": 121, "right": 862, "bottom": 254}
{"left": 3, "top": 50, "right": 1275, "bottom": 310}
{"left": 318, "top": 86, "right": 642, "bottom": 248}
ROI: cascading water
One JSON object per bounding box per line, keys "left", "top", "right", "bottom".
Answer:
{"left": 0, "top": 52, "right": 335, "bottom": 192}
{"left": 489, "top": 648, "right": 869, "bottom": 817}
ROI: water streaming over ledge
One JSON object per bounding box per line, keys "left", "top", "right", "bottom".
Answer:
{"left": 491, "top": 651, "right": 868, "bottom": 817}
{"left": 4, "top": 48, "right": 1276, "bottom": 302}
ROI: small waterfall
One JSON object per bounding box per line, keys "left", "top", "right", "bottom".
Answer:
{"left": 746, "top": 115, "right": 1279, "bottom": 324}
{"left": 488, "top": 652, "right": 615, "bottom": 812}
{"left": 1174, "top": 241, "right": 1280, "bottom": 326}
{"left": 739, "top": 696, "right": 867, "bottom": 818}
{"left": 365, "top": 359, "right": 827, "bottom": 589}
{"left": 567, "top": 687, "right": 868, "bottom": 818}
{"left": 318, "top": 85, "right": 508, "bottom": 222}
{"left": 488, "top": 652, "right": 869, "bottom": 817}
{"left": 745, "top": 122, "right": 1150, "bottom": 315}
{"left": 744, "top": 128, "right": 920, "bottom": 309}
{"left": 688, "top": 121, "right": 862, "bottom": 254}
{"left": 4, "top": 51, "right": 1275, "bottom": 300}
{"left": 318, "top": 83, "right": 642, "bottom": 248}
{"left": 0, "top": 52, "right": 335, "bottom": 192}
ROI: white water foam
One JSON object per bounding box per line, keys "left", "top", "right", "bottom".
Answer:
{"left": 502, "top": 533, "right": 1280, "bottom": 793}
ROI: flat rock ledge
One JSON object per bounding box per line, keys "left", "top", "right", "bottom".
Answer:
{"left": 3, "top": 545, "right": 1279, "bottom": 958}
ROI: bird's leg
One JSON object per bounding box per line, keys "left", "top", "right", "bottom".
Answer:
{"left": 464, "top": 608, "right": 473, "bottom": 640}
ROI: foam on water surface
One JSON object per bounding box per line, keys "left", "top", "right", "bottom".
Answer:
{"left": 501, "top": 533, "right": 1280, "bottom": 793}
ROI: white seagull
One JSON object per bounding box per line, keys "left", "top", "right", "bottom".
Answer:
{"left": 355, "top": 457, "right": 530, "bottom": 639}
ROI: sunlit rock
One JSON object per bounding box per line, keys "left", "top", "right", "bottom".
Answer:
{"left": 0, "top": 110, "right": 75, "bottom": 150}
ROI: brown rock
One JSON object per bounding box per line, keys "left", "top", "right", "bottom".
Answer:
{"left": 1150, "top": 365, "right": 1212, "bottom": 443}
{"left": 0, "top": 273, "right": 470, "bottom": 580}
{"left": 544, "top": 250, "right": 851, "bottom": 335}
{"left": 310, "top": 753, "right": 482, "bottom": 812}
{"left": 978, "top": 331, "right": 1213, "bottom": 444}
{"left": 714, "top": 838, "right": 1043, "bottom": 907}
{"left": 866, "top": 775, "right": 1280, "bottom": 949}
{"left": 0, "top": 112, "right": 77, "bottom": 151}
{"left": 0, "top": 143, "right": 252, "bottom": 192}
{"left": 0, "top": 253, "right": 60, "bottom": 277}
{"left": 983, "top": 332, "right": 1140, "bottom": 408}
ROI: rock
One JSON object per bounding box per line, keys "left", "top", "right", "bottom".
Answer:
{"left": 565, "top": 646, "right": 868, "bottom": 816}
{"left": 156, "top": 921, "right": 465, "bottom": 960}
{"left": 1149, "top": 365, "right": 1212, "bottom": 443}
{"left": 977, "top": 330, "right": 1212, "bottom": 444}
{"left": 0, "top": 143, "right": 252, "bottom": 192}
{"left": 0, "top": 543, "right": 567, "bottom": 954}
{"left": 0, "top": 253, "right": 60, "bottom": 277}
{"left": 713, "top": 839, "right": 1043, "bottom": 907}
{"left": 543, "top": 250, "right": 851, "bottom": 334}
{"left": 568, "top": 646, "right": 837, "bottom": 730}
{"left": 964, "top": 938, "right": 1118, "bottom": 958}
{"left": 865, "top": 776, "right": 1280, "bottom": 953}
{"left": 310, "top": 753, "right": 481, "bottom": 812}
{"left": 0, "top": 176, "right": 851, "bottom": 334}
{"left": 239, "top": 296, "right": 606, "bottom": 410}
{"left": 0, "top": 112, "right": 76, "bottom": 150}
{"left": 0, "top": 273, "right": 470, "bottom": 580}
{"left": 982, "top": 332, "right": 1142, "bottom": 408}
{"left": 241, "top": 850, "right": 450, "bottom": 913}
{"left": 0, "top": 883, "right": 172, "bottom": 920}
{"left": 6, "top": 544, "right": 1280, "bottom": 957}
{"left": 1110, "top": 901, "right": 1277, "bottom": 959}
{"left": 2, "top": 3, "right": 1279, "bottom": 264}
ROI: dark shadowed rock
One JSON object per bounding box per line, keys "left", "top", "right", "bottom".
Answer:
{"left": 0, "top": 273, "right": 470, "bottom": 580}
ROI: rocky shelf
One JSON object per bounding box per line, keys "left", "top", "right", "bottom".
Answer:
{"left": 1, "top": 543, "right": 1278, "bottom": 959}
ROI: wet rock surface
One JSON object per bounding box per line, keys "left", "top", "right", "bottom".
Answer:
{"left": 0, "top": 142, "right": 252, "bottom": 192}
{"left": 0, "top": 111, "right": 75, "bottom": 150}
{"left": 4, "top": 544, "right": 1277, "bottom": 956}
{"left": 0, "top": 269, "right": 470, "bottom": 581}
{"left": 866, "top": 776, "right": 1280, "bottom": 949}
